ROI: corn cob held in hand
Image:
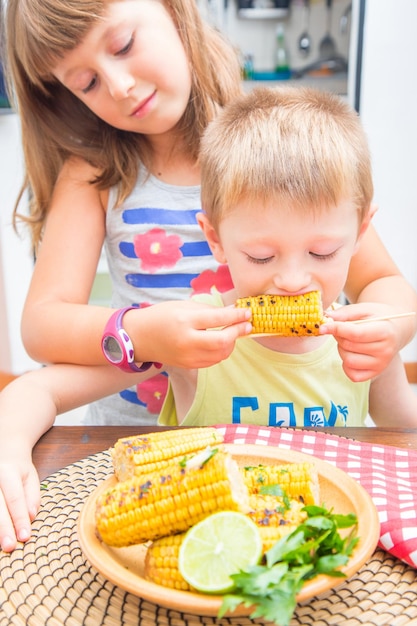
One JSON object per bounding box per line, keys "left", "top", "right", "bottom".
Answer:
{"left": 236, "top": 291, "right": 327, "bottom": 336}
{"left": 95, "top": 448, "right": 250, "bottom": 547}
{"left": 111, "top": 427, "right": 224, "bottom": 481}
{"left": 242, "top": 462, "right": 319, "bottom": 506}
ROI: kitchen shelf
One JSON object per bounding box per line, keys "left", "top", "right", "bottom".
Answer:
{"left": 237, "top": 7, "right": 288, "bottom": 19}
{"left": 242, "top": 74, "right": 348, "bottom": 97}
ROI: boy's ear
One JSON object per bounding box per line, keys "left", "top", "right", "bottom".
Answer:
{"left": 196, "top": 212, "right": 227, "bottom": 264}
{"left": 354, "top": 202, "right": 378, "bottom": 253}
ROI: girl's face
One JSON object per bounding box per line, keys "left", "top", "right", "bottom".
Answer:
{"left": 52, "top": 0, "right": 192, "bottom": 138}
{"left": 200, "top": 198, "right": 374, "bottom": 312}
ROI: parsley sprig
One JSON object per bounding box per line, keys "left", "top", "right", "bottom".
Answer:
{"left": 218, "top": 505, "right": 359, "bottom": 626}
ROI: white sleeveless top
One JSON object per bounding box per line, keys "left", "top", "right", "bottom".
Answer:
{"left": 85, "top": 169, "right": 232, "bottom": 425}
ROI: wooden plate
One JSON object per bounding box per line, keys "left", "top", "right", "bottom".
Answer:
{"left": 77, "top": 444, "right": 380, "bottom": 617}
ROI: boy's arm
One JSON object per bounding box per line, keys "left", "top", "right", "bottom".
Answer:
{"left": 368, "top": 355, "right": 417, "bottom": 426}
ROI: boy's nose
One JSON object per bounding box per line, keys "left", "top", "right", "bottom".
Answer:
{"left": 273, "top": 265, "right": 311, "bottom": 294}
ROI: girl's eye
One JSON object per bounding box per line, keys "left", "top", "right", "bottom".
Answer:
{"left": 116, "top": 36, "right": 134, "bottom": 56}
{"left": 82, "top": 76, "right": 98, "bottom": 94}
{"left": 246, "top": 255, "right": 274, "bottom": 265}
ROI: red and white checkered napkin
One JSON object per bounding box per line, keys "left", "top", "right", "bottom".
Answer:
{"left": 215, "top": 424, "right": 417, "bottom": 570}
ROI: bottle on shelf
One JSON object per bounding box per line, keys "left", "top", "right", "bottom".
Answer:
{"left": 242, "top": 52, "right": 254, "bottom": 80}
{"left": 275, "top": 24, "right": 291, "bottom": 79}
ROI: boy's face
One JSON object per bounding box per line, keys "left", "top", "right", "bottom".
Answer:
{"left": 200, "top": 198, "right": 373, "bottom": 312}
{"left": 52, "top": 0, "right": 191, "bottom": 136}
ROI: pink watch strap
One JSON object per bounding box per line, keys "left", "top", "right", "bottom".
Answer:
{"left": 101, "top": 307, "right": 154, "bottom": 373}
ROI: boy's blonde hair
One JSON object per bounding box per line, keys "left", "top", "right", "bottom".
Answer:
{"left": 200, "top": 87, "right": 373, "bottom": 230}
{"left": 4, "top": 0, "right": 242, "bottom": 250}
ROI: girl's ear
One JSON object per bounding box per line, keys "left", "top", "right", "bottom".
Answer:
{"left": 196, "top": 212, "right": 227, "bottom": 264}
{"left": 354, "top": 202, "right": 378, "bottom": 253}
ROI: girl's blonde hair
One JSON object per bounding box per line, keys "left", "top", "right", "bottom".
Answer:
{"left": 4, "top": 0, "right": 242, "bottom": 250}
{"left": 200, "top": 87, "right": 374, "bottom": 230}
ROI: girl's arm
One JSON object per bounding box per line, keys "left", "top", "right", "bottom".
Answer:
{"left": 21, "top": 157, "right": 108, "bottom": 364}
{"left": 368, "top": 354, "right": 417, "bottom": 426}
{"left": 344, "top": 224, "right": 417, "bottom": 347}
{"left": 324, "top": 224, "right": 417, "bottom": 381}
{"left": 20, "top": 158, "right": 252, "bottom": 368}
{"left": 0, "top": 363, "right": 153, "bottom": 552}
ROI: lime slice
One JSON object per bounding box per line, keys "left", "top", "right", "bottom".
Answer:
{"left": 178, "top": 511, "right": 263, "bottom": 594}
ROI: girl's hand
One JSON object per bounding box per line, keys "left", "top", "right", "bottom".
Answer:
{"left": 126, "top": 300, "right": 253, "bottom": 369}
{"left": 320, "top": 302, "right": 407, "bottom": 382}
{"left": 0, "top": 459, "right": 40, "bottom": 552}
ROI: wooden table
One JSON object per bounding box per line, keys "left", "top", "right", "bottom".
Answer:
{"left": 33, "top": 425, "right": 417, "bottom": 480}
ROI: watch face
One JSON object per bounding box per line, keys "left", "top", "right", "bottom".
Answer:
{"left": 103, "top": 336, "right": 123, "bottom": 364}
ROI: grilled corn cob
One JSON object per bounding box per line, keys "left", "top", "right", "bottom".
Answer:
{"left": 235, "top": 291, "right": 326, "bottom": 336}
{"left": 248, "top": 493, "right": 308, "bottom": 551}
{"left": 95, "top": 449, "right": 250, "bottom": 547}
{"left": 248, "top": 493, "right": 307, "bottom": 527}
{"left": 258, "top": 524, "right": 301, "bottom": 553}
{"left": 242, "top": 462, "right": 319, "bottom": 506}
{"left": 145, "top": 533, "right": 191, "bottom": 591}
{"left": 111, "top": 427, "right": 224, "bottom": 481}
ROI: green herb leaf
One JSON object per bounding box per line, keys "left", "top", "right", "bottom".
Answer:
{"left": 218, "top": 504, "right": 359, "bottom": 626}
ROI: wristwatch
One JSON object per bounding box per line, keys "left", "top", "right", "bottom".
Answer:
{"left": 101, "top": 307, "right": 153, "bottom": 373}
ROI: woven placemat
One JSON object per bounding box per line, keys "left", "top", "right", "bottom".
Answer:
{"left": 1, "top": 450, "right": 417, "bottom": 626}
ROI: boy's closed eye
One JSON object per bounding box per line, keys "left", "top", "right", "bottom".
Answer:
{"left": 309, "top": 249, "right": 339, "bottom": 261}
{"left": 245, "top": 254, "right": 274, "bottom": 265}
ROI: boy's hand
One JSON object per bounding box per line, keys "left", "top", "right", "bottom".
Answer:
{"left": 320, "top": 302, "right": 407, "bottom": 382}
{"left": 0, "top": 460, "right": 40, "bottom": 552}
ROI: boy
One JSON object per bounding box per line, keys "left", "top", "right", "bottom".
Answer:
{"left": 158, "top": 87, "right": 416, "bottom": 427}
{"left": 0, "top": 87, "right": 416, "bottom": 551}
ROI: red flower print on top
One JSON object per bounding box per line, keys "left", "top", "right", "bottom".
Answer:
{"left": 191, "top": 264, "right": 234, "bottom": 295}
{"left": 136, "top": 373, "right": 169, "bottom": 414}
{"left": 133, "top": 228, "right": 183, "bottom": 273}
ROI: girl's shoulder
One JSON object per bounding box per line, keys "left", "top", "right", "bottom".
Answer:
{"left": 58, "top": 156, "right": 109, "bottom": 209}
{"left": 59, "top": 155, "right": 101, "bottom": 181}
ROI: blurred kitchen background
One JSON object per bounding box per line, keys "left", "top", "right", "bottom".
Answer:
{"left": 198, "top": 0, "right": 351, "bottom": 91}
{"left": 0, "top": 0, "right": 416, "bottom": 403}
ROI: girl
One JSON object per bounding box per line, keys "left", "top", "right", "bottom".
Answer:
{"left": 4, "top": 0, "right": 417, "bottom": 425}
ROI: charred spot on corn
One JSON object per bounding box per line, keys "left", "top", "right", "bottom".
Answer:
{"left": 235, "top": 291, "right": 327, "bottom": 336}
{"left": 247, "top": 492, "right": 308, "bottom": 552}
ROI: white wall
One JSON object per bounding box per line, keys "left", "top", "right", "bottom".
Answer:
{"left": 357, "top": 0, "right": 417, "bottom": 362}
{"left": 0, "top": 113, "right": 38, "bottom": 373}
